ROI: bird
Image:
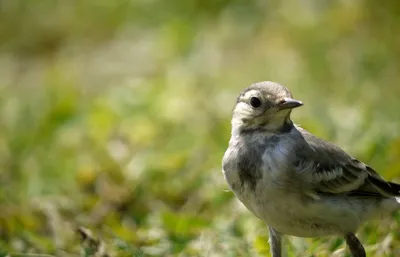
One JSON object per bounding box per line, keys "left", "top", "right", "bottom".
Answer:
{"left": 222, "top": 81, "right": 400, "bottom": 257}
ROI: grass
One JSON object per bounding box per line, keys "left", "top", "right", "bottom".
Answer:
{"left": 1, "top": 1, "right": 400, "bottom": 256}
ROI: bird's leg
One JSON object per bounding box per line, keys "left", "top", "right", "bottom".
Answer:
{"left": 268, "top": 226, "right": 282, "bottom": 257}
{"left": 345, "top": 233, "right": 366, "bottom": 257}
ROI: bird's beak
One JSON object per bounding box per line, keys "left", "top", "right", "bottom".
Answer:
{"left": 278, "top": 98, "right": 303, "bottom": 110}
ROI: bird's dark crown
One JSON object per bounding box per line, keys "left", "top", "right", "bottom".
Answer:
{"left": 236, "top": 81, "right": 293, "bottom": 106}
{"left": 232, "top": 81, "right": 302, "bottom": 134}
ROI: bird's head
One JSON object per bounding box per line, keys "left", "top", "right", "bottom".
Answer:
{"left": 232, "top": 81, "right": 303, "bottom": 134}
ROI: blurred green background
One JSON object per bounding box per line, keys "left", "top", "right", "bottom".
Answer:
{"left": 1, "top": 1, "right": 400, "bottom": 256}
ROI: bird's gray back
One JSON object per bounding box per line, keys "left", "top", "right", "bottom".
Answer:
{"left": 293, "top": 126, "right": 400, "bottom": 197}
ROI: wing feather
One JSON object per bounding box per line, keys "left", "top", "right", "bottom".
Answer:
{"left": 295, "top": 126, "right": 400, "bottom": 197}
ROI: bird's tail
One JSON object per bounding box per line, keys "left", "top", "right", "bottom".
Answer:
{"left": 395, "top": 197, "right": 400, "bottom": 207}
{"left": 380, "top": 196, "right": 400, "bottom": 215}
{"left": 368, "top": 173, "right": 400, "bottom": 197}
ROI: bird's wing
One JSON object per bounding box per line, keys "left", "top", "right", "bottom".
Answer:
{"left": 295, "top": 126, "right": 400, "bottom": 197}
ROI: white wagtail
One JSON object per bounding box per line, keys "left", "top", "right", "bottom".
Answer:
{"left": 222, "top": 81, "right": 400, "bottom": 257}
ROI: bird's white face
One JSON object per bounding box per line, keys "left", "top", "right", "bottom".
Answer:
{"left": 232, "top": 82, "right": 303, "bottom": 133}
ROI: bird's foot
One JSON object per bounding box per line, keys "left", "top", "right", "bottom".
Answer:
{"left": 345, "top": 233, "right": 366, "bottom": 257}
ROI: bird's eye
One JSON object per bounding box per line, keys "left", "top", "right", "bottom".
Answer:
{"left": 250, "top": 97, "right": 262, "bottom": 108}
